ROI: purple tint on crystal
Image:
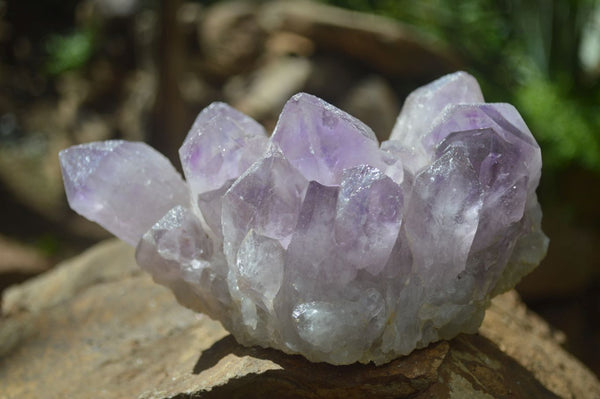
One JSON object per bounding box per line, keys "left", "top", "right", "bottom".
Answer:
{"left": 270, "top": 93, "right": 387, "bottom": 185}
{"left": 424, "top": 103, "right": 541, "bottom": 191}
{"left": 197, "top": 179, "right": 234, "bottom": 240}
{"left": 335, "top": 165, "right": 404, "bottom": 275}
{"left": 179, "top": 102, "right": 268, "bottom": 196}
{"left": 424, "top": 103, "right": 537, "bottom": 150}
{"left": 435, "top": 128, "right": 532, "bottom": 293}
{"left": 405, "top": 147, "right": 484, "bottom": 284}
{"left": 436, "top": 128, "right": 523, "bottom": 187}
{"left": 437, "top": 129, "right": 529, "bottom": 250}
{"left": 389, "top": 71, "right": 484, "bottom": 145}
{"left": 284, "top": 181, "right": 346, "bottom": 283}
{"left": 136, "top": 206, "right": 230, "bottom": 319}
{"left": 221, "top": 152, "right": 308, "bottom": 264}
{"left": 59, "top": 140, "right": 188, "bottom": 246}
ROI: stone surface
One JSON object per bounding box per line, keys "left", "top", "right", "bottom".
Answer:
{"left": 59, "top": 72, "right": 548, "bottom": 365}
{"left": 2, "top": 239, "right": 599, "bottom": 398}
{"left": 480, "top": 290, "right": 600, "bottom": 399}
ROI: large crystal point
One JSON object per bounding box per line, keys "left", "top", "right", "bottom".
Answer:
{"left": 425, "top": 103, "right": 541, "bottom": 191}
{"left": 270, "top": 93, "right": 388, "bottom": 185}
{"left": 59, "top": 140, "right": 188, "bottom": 246}
{"left": 59, "top": 71, "right": 548, "bottom": 366}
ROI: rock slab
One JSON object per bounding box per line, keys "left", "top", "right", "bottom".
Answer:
{"left": 1, "top": 239, "right": 598, "bottom": 398}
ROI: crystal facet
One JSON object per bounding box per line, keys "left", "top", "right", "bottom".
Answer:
{"left": 59, "top": 140, "right": 188, "bottom": 246}
{"left": 59, "top": 71, "right": 548, "bottom": 365}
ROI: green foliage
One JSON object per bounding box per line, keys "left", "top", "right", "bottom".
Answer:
{"left": 45, "top": 28, "right": 96, "bottom": 75}
{"left": 515, "top": 78, "right": 600, "bottom": 172}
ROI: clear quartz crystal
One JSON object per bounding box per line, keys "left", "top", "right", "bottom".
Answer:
{"left": 60, "top": 71, "right": 548, "bottom": 365}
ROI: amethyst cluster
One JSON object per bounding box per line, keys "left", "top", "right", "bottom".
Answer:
{"left": 59, "top": 72, "right": 548, "bottom": 365}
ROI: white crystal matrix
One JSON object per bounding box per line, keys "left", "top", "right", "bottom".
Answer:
{"left": 59, "top": 72, "right": 548, "bottom": 365}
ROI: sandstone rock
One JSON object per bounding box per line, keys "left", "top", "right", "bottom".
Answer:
{"left": 1, "top": 239, "right": 598, "bottom": 398}
{"left": 480, "top": 290, "right": 600, "bottom": 399}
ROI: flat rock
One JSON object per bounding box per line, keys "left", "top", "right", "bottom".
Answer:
{"left": 1, "top": 239, "right": 598, "bottom": 398}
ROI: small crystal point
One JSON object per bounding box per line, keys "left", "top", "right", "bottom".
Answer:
{"left": 285, "top": 181, "right": 343, "bottom": 283}
{"left": 59, "top": 140, "right": 188, "bottom": 246}
{"left": 386, "top": 71, "right": 485, "bottom": 174}
{"left": 335, "top": 165, "right": 404, "bottom": 275}
{"left": 230, "top": 229, "right": 285, "bottom": 312}
{"left": 179, "top": 102, "right": 268, "bottom": 196}
{"left": 136, "top": 205, "right": 230, "bottom": 319}
{"left": 390, "top": 71, "right": 484, "bottom": 143}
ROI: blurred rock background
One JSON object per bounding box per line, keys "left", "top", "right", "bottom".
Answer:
{"left": 0, "top": 0, "right": 598, "bottom": 377}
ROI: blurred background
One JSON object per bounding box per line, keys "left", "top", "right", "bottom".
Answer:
{"left": 0, "top": 0, "right": 598, "bottom": 376}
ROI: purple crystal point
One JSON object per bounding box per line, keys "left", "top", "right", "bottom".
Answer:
{"left": 59, "top": 140, "right": 188, "bottom": 246}
{"left": 179, "top": 102, "right": 268, "bottom": 196}
{"left": 335, "top": 165, "right": 404, "bottom": 275}
{"left": 386, "top": 71, "right": 485, "bottom": 175}
{"left": 425, "top": 103, "right": 542, "bottom": 191}
{"left": 405, "top": 147, "right": 484, "bottom": 285}
{"left": 271, "top": 93, "right": 389, "bottom": 185}
{"left": 438, "top": 129, "right": 529, "bottom": 248}
{"left": 221, "top": 151, "right": 308, "bottom": 263}
{"left": 285, "top": 181, "right": 345, "bottom": 283}
{"left": 59, "top": 71, "right": 548, "bottom": 366}
{"left": 390, "top": 71, "right": 484, "bottom": 143}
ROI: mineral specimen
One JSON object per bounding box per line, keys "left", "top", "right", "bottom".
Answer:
{"left": 59, "top": 71, "right": 548, "bottom": 365}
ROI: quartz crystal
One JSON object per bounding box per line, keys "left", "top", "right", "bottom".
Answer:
{"left": 59, "top": 72, "right": 548, "bottom": 365}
